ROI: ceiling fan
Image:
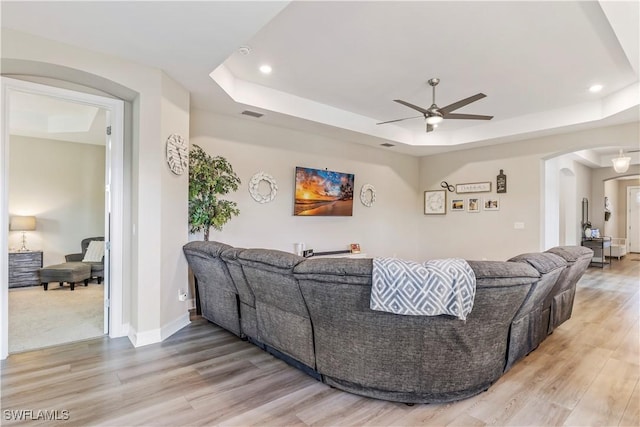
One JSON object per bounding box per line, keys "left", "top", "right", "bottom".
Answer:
{"left": 377, "top": 78, "right": 493, "bottom": 132}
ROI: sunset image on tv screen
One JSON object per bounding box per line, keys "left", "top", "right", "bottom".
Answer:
{"left": 294, "top": 167, "right": 354, "bottom": 216}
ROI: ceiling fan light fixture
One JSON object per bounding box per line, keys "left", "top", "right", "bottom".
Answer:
{"left": 425, "top": 114, "right": 443, "bottom": 125}
{"left": 612, "top": 150, "right": 631, "bottom": 173}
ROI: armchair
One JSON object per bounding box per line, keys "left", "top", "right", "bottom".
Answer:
{"left": 66, "top": 237, "right": 104, "bottom": 284}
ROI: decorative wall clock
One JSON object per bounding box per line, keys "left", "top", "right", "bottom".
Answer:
{"left": 249, "top": 172, "right": 278, "bottom": 203}
{"left": 166, "top": 133, "right": 188, "bottom": 175}
{"left": 360, "top": 184, "right": 376, "bottom": 207}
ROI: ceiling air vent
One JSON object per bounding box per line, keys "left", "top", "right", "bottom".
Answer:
{"left": 380, "top": 143, "right": 395, "bottom": 147}
{"left": 241, "top": 110, "right": 263, "bottom": 118}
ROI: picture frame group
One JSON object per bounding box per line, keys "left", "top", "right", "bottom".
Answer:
{"left": 450, "top": 196, "right": 500, "bottom": 212}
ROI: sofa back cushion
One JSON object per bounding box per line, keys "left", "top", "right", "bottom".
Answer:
{"left": 507, "top": 252, "right": 566, "bottom": 316}
{"left": 183, "top": 241, "right": 241, "bottom": 336}
{"left": 237, "top": 249, "right": 315, "bottom": 367}
{"left": 221, "top": 247, "right": 254, "bottom": 306}
{"left": 545, "top": 246, "right": 593, "bottom": 294}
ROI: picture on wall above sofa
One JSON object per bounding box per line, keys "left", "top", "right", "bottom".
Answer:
{"left": 294, "top": 166, "right": 354, "bottom": 216}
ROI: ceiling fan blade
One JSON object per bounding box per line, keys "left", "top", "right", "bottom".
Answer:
{"left": 426, "top": 123, "right": 434, "bottom": 133}
{"left": 443, "top": 113, "right": 493, "bottom": 120}
{"left": 440, "top": 93, "right": 486, "bottom": 114}
{"left": 376, "top": 115, "right": 423, "bottom": 125}
{"left": 394, "top": 99, "right": 430, "bottom": 114}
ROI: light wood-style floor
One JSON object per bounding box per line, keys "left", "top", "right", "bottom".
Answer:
{"left": 2, "top": 256, "right": 639, "bottom": 426}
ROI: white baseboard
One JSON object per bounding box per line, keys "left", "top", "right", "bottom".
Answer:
{"left": 112, "top": 322, "right": 130, "bottom": 339}
{"left": 127, "top": 325, "right": 161, "bottom": 347}
{"left": 126, "top": 312, "right": 190, "bottom": 347}
{"left": 161, "top": 312, "right": 191, "bottom": 341}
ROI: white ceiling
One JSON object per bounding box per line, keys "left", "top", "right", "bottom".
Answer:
{"left": 9, "top": 91, "right": 106, "bottom": 145}
{"left": 2, "top": 1, "right": 639, "bottom": 157}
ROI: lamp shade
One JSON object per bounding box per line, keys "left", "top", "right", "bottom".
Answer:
{"left": 9, "top": 216, "right": 36, "bottom": 231}
{"left": 612, "top": 150, "right": 631, "bottom": 173}
{"left": 425, "top": 114, "right": 443, "bottom": 125}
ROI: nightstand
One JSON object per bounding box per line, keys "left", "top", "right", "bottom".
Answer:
{"left": 9, "top": 250, "right": 43, "bottom": 288}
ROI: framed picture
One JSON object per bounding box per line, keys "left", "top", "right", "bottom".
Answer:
{"left": 456, "top": 182, "right": 492, "bottom": 194}
{"left": 451, "top": 198, "right": 465, "bottom": 212}
{"left": 484, "top": 197, "right": 500, "bottom": 211}
{"left": 424, "top": 190, "right": 446, "bottom": 215}
{"left": 350, "top": 243, "right": 361, "bottom": 253}
{"left": 467, "top": 197, "right": 480, "bottom": 213}
{"left": 294, "top": 166, "right": 354, "bottom": 216}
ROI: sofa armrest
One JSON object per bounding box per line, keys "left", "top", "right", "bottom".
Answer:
{"left": 545, "top": 246, "right": 593, "bottom": 263}
{"left": 508, "top": 252, "right": 566, "bottom": 274}
{"left": 183, "top": 240, "right": 233, "bottom": 260}
{"left": 65, "top": 253, "right": 83, "bottom": 262}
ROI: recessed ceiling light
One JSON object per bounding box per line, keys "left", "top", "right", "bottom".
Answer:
{"left": 589, "top": 84, "right": 603, "bottom": 93}
{"left": 259, "top": 65, "right": 272, "bottom": 74}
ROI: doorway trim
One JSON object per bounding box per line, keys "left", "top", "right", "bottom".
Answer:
{"left": 1, "top": 77, "right": 126, "bottom": 359}
{"left": 627, "top": 185, "right": 640, "bottom": 253}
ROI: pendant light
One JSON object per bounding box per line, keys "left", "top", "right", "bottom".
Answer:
{"left": 612, "top": 150, "right": 631, "bottom": 173}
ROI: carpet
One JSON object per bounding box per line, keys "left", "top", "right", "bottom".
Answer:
{"left": 8, "top": 283, "right": 104, "bottom": 353}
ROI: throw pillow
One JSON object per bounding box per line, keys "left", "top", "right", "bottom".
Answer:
{"left": 83, "top": 240, "right": 105, "bottom": 262}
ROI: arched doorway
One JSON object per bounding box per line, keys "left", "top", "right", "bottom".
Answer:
{"left": 1, "top": 77, "right": 127, "bottom": 358}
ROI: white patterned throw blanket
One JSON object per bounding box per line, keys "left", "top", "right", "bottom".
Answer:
{"left": 371, "top": 257, "right": 476, "bottom": 320}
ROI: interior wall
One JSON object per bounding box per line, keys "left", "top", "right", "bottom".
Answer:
{"left": 415, "top": 123, "right": 639, "bottom": 260}
{"left": 544, "top": 157, "right": 592, "bottom": 247}
{"left": 573, "top": 161, "right": 593, "bottom": 240}
{"left": 604, "top": 178, "right": 619, "bottom": 237}
{"left": 8, "top": 136, "right": 105, "bottom": 266}
{"left": 559, "top": 168, "right": 577, "bottom": 245}
{"left": 618, "top": 177, "right": 640, "bottom": 237}
{"left": 159, "top": 73, "right": 190, "bottom": 333}
{"left": 191, "top": 112, "right": 638, "bottom": 264}
{"left": 418, "top": 147, "right": 541, "bottom": 260}
{"left": 189, "top": 109, "right": 421, "bottom": 259}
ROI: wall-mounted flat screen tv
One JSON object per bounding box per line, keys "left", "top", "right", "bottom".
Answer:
{"left": 294, "top": 166, "right": 354, "bottom": 216}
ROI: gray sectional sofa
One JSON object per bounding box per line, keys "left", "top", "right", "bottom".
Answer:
{"left": 183, "top": 241, "right": 593, "bottom": 404}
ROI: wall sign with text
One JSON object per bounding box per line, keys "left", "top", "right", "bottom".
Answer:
{"left": 456, "top": 182, "right": 492, "bottom": 194}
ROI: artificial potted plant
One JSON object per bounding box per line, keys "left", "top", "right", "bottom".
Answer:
{"left": 188, "top": 144, "right": 241, "bottom": 241}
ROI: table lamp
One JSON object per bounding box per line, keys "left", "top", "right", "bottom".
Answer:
{"left": 10, "top": 215, "right": 36, "bottom": 251}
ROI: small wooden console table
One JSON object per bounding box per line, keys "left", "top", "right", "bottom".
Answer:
{"left": 581, "top": 237, "right": 612, "bottom": 268}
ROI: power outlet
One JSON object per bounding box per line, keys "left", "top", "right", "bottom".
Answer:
{"left": 178, "top": 289, "right": 188, "bottom": 302}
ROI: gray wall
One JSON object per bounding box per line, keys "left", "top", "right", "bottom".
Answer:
{"left": 191, "top": 110, "right": 639, "bottom": 262}
{"left": 9, "top": 135, "right": 105, "bottom": 266}
{"left": 190, "top": 109, "right": 421, "bottom": 260}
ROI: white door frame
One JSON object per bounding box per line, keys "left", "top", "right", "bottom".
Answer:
{"left": 627, "top": 186, "right": 640, "bottom": 253}
{"left": 1, "top": 77, "right": 126, "bottom": 359}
